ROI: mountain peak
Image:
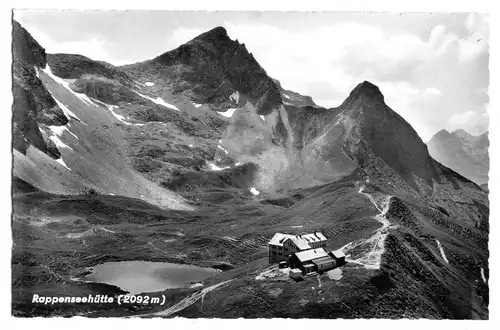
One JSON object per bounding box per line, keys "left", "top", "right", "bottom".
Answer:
{"left": 12, "top": 20, "right": 47, "bottom": 68}
{"left": 139, "top": 24, "right": 280, "bottom": 113}
{"left": 431, "top": 129, "right": 451, "bottom": 141}
{"left": 189, "top": 26, "right": 229, "bottom": 44}
{"left": 348, "top": 81, "right": 384, "bottom": 103}
{"left": 437, "top": 128, "right": 450, "bottom": 135}
{"left": 208, "top": 26, "right": 228, "bottom": 36}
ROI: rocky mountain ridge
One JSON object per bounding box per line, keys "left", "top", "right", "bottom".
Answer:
{"left": 123, "top": 26, "right": 282, "bottom": 114}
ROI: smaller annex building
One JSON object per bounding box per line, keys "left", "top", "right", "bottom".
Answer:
{"left": 288, "top": 248, "right": 347, "bottom": 276}
{"left": 289, "top": 248, "right": 334, "bottom": 274}
{"left": 329, "top": 249, "right": 346, "bottom": 265}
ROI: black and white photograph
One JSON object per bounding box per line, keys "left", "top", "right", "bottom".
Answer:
{"left": 8, "top": 5, "right": 493, "bottom": 322}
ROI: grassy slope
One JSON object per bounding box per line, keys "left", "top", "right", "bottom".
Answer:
{"left": 170, "top": 183, "right": 488, "bottom": 319}
{"left": 12, "top": 179, "right": 376, "bottom": 316}
{"left": 12, "top": 172, "right": 488, "bottom": 318}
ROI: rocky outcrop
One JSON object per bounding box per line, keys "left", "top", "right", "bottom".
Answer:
{"left": 12, "top": 20, "right": 67, "bottom": 158}
{"left": 386, "top": 197, "right": 421, "bottom": 231}
{"left": 47, "top": 53, "right": 132, "bottom": 86}
{"left": 69, "top": 74, "right": 138, "bottom": 105}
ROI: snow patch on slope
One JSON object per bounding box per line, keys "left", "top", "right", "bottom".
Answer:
{"left": 49, "top": 125, "right": 78, "bottom": 140}
{"left": 218, "top": 108, "right": 236, "bottom": 118}
{"left": 40, "top": 124, "right": 78, "bottom": 154}
{"left": 249, "top": 187, "right": 260, "bottom": 195}
{"left": 145, "top": 82, "right": 155, "bottom": 86}
{"left": 93, "top": 99, "right": 143, "bottom": 126}
{"left": 435, "top": 239, "right": 449, "bottom": 264}
{"left": 217, "top": 145, "right": 229, "bottom": 154}
{"left": 134, "top": 91, "right": 179, "bottom": 111}
{"left": 480, "top": 267, "right": 487, "bottom": 283}
{"left": 134, "top": 81, "right": 146, "bottom": 88}
{"left": 40, "top": 65, "right": 98, "bottom": 107}
{"left": 193, "top": 103, "right": 203, "bottom": 108}
{"left": 42, "top": 126, "right": 73, "bottom": 150}
{"left": 107, "top": 105, "right": 128, "bottom": 123}
{"left": 56, "top": 158, "right": 71, "bottom": 171}
{"left": 229, "top": 91, "right": 240, "bottom": 103}
{"left": 41, "top": 83, "right": 85, "bottom": 123}
{"left": 207, "top": 162, "right": 230, "bottom": 171}
{"left": 260, "top": 115, "right": 265, "bottom": 121}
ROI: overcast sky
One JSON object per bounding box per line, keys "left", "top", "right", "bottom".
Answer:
{"left": 14, "top": 10, "right": 489, "bottom": 141}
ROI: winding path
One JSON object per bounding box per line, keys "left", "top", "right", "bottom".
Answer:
{"left": 140, "top": 280, "right": 233, "bottom": 317}
{"left": 340, "top": 184, "right": 395, "bottom": 269}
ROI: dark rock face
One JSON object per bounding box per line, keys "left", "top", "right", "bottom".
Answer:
{"left": 14, "top": 64, "right": 68, "bottom": 127}
{"left": 427, "top": 129, "right": 489, "bottom": 185}
{"left": 47, "top": 53, "right": 132, "bottom": 85}
{"left": 12, "top": 176, "right": 40, "bottom": 194}
{"left": 284, "top": 105, "right": 340, "bottom": 151}
{"left": 387, "top": 197, "right": 421, "bottom": 231}
{"left": 12, "top": 20, "right": 46, "bottom": 67}
{"left": 12, "top": 84, "right": 62, "bottom": 159}
{"left": 12, "top": 20, "right": 67, "bottom": 158}
{"left": 123, "top": 26, "right": 282, "bottom": 113}
{"left": 343, "top": 81, "right": 440, "bottom": 190}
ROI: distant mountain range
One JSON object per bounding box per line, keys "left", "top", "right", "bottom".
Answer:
{"left": 427, "top": 129, "right": 489, "bottom": 185}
